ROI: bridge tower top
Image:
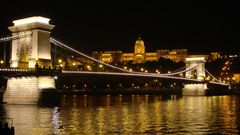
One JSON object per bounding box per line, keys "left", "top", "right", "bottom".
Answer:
{"left": 185, "top": 57, "right": 206, "bottom": 63}
{"left": 9, "top": 16, "right": 54, "bottom": 32}
{"left": 9, "top": 16, "right": 55, "bottom": 68}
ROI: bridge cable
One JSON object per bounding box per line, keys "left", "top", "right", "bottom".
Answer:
{"left": 204, "top": 68, "right": 221, "bottom": 83}
{"left": 50, "top": 38, "right": 131, "bottom": 73}
{"left": 50, "top": 38, "right": 201, "bottom": 77}
{"left": 0, "top": 32, "right": 32, "bottom": 43}
{"left": 153, "top": 65, "right": 199, "bottom": 76}
{"left": 62, "top": 70, "right": 203, "bottom": 82}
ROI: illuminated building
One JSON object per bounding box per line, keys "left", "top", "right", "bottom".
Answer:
{"left": 156, "top": 49, "right": 188, "bottom": 62}
{"left": 8, "top": 16, "right": 55, "bottom": 68}
{"left": 210, "top": 52, "right": 221, "bottom": 61}
{"left": 92, "top": 36, "right": 189, "bottom": 63}
{"left": 233, "top": 74, "right": 239, "bottom": 83}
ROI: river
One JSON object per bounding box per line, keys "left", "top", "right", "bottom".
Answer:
{"left": 0, "top": 95, "right": 240, "bottom": 134}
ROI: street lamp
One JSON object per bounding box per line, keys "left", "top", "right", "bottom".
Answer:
{"left": 98, "top": 64, "right": 103, "bottom": 71}
{"left": 0, "top": 60, "right": 3, "bottom": 67}
{"left": 156, "top": 69, "right": 160, "bottom": 74}
{"left": 58, "top": 59, "right": 62, "bottom": 63}
{"left": 87, "top": 65, "right": 92, "bottom": 70}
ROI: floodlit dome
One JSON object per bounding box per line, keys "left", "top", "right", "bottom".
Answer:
{"left": 134, "top": 36, "right": 145, "bottom": 54}
{"left": 135, "top": 37, "right": 144, "bottom": 47}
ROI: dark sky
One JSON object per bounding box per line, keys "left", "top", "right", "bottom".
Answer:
{"left": 0, "top": 0, "right": 239, "bottom": 54}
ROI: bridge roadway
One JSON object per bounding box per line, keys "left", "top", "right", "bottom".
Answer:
{"left": 0, "top": 67, "right": 228, "bottom": 86}
{"left": 0, "top": 68, "right": 61, "bottom": 77}
{"left": 0, "top": 67, "right": 232, "bottom": 102}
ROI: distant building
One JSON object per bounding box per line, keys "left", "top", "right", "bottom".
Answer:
{"left": 156, "top": 49, "right": 188, "bottom": 62}
{"left": 210, "top": 52, "right": 221, "bottom": 60}
{"left": 92, "top": 36, "right": 189, "bottom": 63}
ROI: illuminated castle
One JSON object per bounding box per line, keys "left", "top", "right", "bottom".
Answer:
{"left": 92, "top": 36, "right": 188, "bottom": 63}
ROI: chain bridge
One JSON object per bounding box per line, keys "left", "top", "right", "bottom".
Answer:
{"left": 0, "top": 16, "right": 228, "bottom": 104}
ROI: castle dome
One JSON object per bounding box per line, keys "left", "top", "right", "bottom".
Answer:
{"left": 134, "top": 36, "right": 145, "bottom": 54}
{"left": 135, "top": 36, "right": 144, "bottom": 47}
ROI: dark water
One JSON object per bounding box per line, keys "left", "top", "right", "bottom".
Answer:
{"left": 1, "top": 95, "right": 240, "bottom": 135}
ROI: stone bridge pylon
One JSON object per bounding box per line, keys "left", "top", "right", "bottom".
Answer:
{"left": 9, "top": 16, "right": 55, "bottom": 68}
{"left": 185, "top": 57, "right": 206, "bottom": 81}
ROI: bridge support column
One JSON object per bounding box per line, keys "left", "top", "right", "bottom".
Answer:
{"left": 3, "top": 76, "right": 56, "bottom": 104}
{"left": 183, "top": 83, "right": 207, "bottom": 95}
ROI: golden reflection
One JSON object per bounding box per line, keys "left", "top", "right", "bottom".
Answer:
{"left": 116, "top": 95, "right": 122, "bottom": 106}
{"left": 107, "top": 106, "right": 118, "bottom": 133}
{"left": 84, "top": 95, "right": 87, "bottom": 107}
{"left": 3, "top": 95, "right": 240, "bottom": 134}
{"left": 106, "top": 95, "right": 110, "bottom": 107}
{"left": 121, "top": 106, "right": 130, "bottom": 133}
{"left": 221, "top": 96, "right": 237, "bottom": 132}
{"left": 145, "top": 95, "right": 149, "bottom": 103}
{"left": 152, "top": 96, "right": 162, "bottom": 128}
{"left": 96, "top": 107, "right": 105, "bottom": 134}
{"left": 69, "top": 101, "right": 80, "bottom": 134}
{"left": 137, "top": 99, "right": 149, "bottom": 133}
{"left": 131, "top": 95, "right": 135, "bottom": 105}
{"left": 82, "top": 110, "right": 94, "bottom": 134}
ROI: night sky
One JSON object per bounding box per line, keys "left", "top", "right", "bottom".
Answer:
{"left": 0, "top": 0, "right": 239, "bottom": 54}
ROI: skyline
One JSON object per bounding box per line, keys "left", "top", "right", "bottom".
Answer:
{"left": 0, "top": 0, "right": 240, "bottom": 54}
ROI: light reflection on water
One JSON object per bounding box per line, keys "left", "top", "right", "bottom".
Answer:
{"left": 0, "top": 95, "right": 240, "bottom": 135}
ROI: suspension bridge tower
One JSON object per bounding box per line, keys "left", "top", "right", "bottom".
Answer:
{"left": 8, "top": 16, "right": 55, "bottom": 68}
{"left": 3, "top": 16, "right": 56, "bottom": 104}
{"left": 185, "top": 57, "right": 206, "bottom": 81}
{"left": 184, "top": 57, "right": 207, "bottom": 95}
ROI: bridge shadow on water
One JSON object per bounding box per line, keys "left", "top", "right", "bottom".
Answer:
{"left": 37, "top": 89, "right": 61, "bottom": 107}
